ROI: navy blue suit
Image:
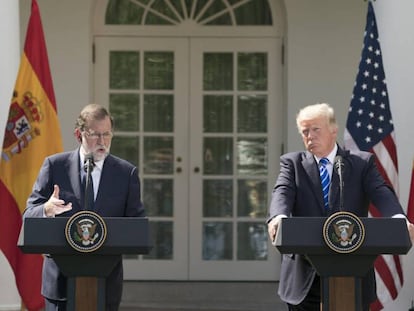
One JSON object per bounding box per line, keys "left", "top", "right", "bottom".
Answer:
{"left": 267, "top": 146, "right": 403, "bottom": 306}
{"left": 24, "top": 149, "right": 145, "bottom": 308}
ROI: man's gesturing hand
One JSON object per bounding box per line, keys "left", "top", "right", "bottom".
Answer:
{"left": 44, "top": 184, "right": 72, "bottom": 217}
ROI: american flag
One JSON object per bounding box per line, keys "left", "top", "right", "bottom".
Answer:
{"left": 344, "top": 2, "right": 402, "bottom": 310}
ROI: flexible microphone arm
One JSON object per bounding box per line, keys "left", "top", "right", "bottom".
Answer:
{"left": 334, "top": 155, "right": 344, "bottom": 211}
{"left": 83, "top": 153, "right": 95, "bottom": 210}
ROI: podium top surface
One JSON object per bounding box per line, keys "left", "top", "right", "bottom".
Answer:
{"left": 275, "top": 217, "right": 412, "bottom": 255}
{"left": 18, "top": 217, "right": 152, "bottom": 255}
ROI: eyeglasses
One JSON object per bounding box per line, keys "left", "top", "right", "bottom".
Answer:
{"left": 83, "top": 130, "right": 113, "bottom": 141}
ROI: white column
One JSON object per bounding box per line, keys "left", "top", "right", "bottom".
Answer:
{"left": 0, "top": 0, "right": 21, "bottom": 310}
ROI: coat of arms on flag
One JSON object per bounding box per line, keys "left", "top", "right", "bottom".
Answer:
{"left": 2, "top": 92, "right": 43, "bottom": 161}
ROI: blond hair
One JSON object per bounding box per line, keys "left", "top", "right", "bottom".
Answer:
{"left": 296, "top": 103, "right": 337, "bottom": 133}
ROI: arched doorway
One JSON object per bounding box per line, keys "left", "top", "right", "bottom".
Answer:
{"left": 92, "top": 0, "right": 286, "bottom": 281}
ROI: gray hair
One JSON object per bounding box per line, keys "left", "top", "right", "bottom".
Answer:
{"left": 75, "top": 104, "right": 114, "bottom": 131}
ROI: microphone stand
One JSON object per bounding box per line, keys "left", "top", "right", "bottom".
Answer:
{"left": 84, "top": 153, "right": 95, "bottom": 210}
{"left": 338, "top": 166, "right": 344, "bottom": 211}
{"left": 334, "top": 156, "right": 344, "bottom": 211}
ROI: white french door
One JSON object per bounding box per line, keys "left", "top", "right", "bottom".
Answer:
{"left": 93, "top": 36, "right": 282, "bottom": 280}
{"left": 94, "top": 37, "right": 190, "bottom": 279}
{"left": 188, "top": 38, "right": 282, "bottom": 280}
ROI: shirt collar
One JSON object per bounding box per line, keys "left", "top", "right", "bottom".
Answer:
{"left": 315, "top": 144, "right": 338, "bottom": 165}
{"left": 79, "top": 150, "right": 104, "bottom": 172}
{"left": 94, "top": 159, "right": 104, "bottom": 171}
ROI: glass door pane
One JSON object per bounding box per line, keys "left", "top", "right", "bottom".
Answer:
{"left": 189, "top": 38, "right": 282, "bottom": 280}
{"left": 94, "top": 37, "right": 189, "bottom": 279}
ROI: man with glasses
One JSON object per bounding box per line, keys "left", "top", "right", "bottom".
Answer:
{"left": 24, "top": 104, "right": 145, "bottom": 310}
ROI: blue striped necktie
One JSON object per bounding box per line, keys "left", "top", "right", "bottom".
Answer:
{"left": 319, "top": 158, "right": 330, "bottom": 210}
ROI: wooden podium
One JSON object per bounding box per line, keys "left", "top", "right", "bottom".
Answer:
{"left": 274, "top": 217, "right": 411, "bottom": 311}
{"left": 18, "top": 217, "right": 152, "bottom": 311}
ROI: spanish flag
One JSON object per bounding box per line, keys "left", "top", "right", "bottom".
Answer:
{"left": 0, "top": 1, "right": 62, "bottom": 310}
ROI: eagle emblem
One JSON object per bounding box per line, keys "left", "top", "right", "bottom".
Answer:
{"left": 65, "top": 211, "right": 107, "bottom": 252}
{"left": 323, "top": 211, "right": 365, "bottom": 253}
{"left": 76, "top": 219, "right": 98, "bottom": 246}
{"left": 333, "top": 220, "right": 357, "bottom": 246}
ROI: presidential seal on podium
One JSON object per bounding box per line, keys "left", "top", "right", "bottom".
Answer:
{"left": 65, "top": 211, "right": 107, "bottom": 253}
{"left": 323, "top": 211, "right": 365, "bottom": 254}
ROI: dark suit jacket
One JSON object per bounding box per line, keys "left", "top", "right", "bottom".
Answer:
{"left": 267, "top": 146, "right": 403, "bottom": 305}
{"left": 24, "top": 149, "right": 145, "bottom": 306}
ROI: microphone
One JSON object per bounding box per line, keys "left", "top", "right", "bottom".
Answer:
{"left": 334, "top": 155, "right": 344, "bottom": 211}
{"left": 84, "top": 153, "right": 95, "bottom": 173}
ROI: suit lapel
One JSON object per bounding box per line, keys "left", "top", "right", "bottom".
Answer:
{"left": 302, "top": 152, "right": 325, "bottom": 214}
{"left": 67, "top": 150, "right": 83, "bottom": 208}
{"left": 93, "top": 155, "right": 114, "bottom": 212}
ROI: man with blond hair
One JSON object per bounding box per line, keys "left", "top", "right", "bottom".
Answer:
{"left": 267, "top": 103, "right": 414, "bottom": 311}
